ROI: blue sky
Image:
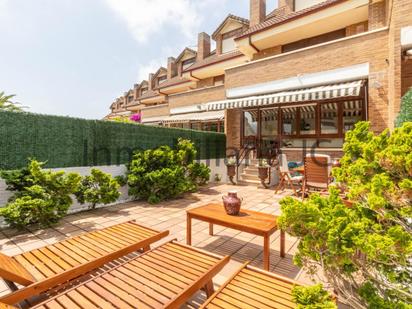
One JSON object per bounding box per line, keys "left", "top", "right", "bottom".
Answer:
{"left": 0, "top": 0, "right": 278, "bottom": 119}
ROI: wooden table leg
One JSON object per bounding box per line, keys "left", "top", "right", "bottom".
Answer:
{"left": 280, "top": 230, "right": 285, "bottom": 258}
{"left": 209, "top": 223, "right": 213, "bottom": 236}
{"left": 263, "top": 234, "right": 270, "bottom": 271}
{"left": 187, "top": 215, "right": 192, "bottom": 245}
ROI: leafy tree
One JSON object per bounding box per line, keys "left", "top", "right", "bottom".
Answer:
{"left": 0, "top": 92, "right": 24, "bottom": 112}
{"left": 279, "top": 122, "right": 412, "bottom": 308}
{"left": 127, "top": 138, "right": 210, "bottom": 204}
{"left": 74, "top": 169, "right": 120, "bottom": 209}
{"left": 0, "top": 160, "right": 81, "bottom": 228}
{"left": 395, "top": 88, "right": 412, "bottom": 127}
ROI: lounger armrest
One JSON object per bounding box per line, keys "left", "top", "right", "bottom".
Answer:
{"left": 0, "top": 230, "right": 169, "bottom": 305}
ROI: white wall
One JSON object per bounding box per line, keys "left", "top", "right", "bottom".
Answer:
{"left": 0, "top": 159, "right": 227, "bottom": 225}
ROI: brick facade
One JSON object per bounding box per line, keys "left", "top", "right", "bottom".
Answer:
{"left": 108, "top": 0, "right": 411, "bottom": 149}
{"left": 226, "top": 30, "right": 389, "bottom": 132}
{"left": 168, "top": 85, "right": 225, "bottom": 109}
{"left": 141, "top": 105, "right": 169, "bottom": 118}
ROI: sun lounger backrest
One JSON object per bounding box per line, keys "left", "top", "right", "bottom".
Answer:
{"left": 0, "top": 253, "right": 35, "bottom": 286}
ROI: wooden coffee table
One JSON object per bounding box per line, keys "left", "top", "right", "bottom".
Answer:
{"left": 186, "top": 203, "right": 285, "bottom": 271}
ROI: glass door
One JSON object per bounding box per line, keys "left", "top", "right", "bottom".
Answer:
{"left": 242, "top": 110, "right": 259, "bottom": 149}
{"left": 260, "top": 107, "right": 279, "bottom": 158}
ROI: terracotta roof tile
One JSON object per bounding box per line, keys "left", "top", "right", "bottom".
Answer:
{"left": 184, "top": 50, "right": 243, "bottom": 71}
{"left": 237, "top": 0, "right": 346, "bottom": 39}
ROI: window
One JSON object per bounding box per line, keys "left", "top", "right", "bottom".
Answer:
{"left": 182, "top": 58, "right": 195, "bottom": 70}
{"left": 141, "top": 87, "right": 148, "bottom": 95}
{"left": 244, "top": 110, "right": 258, "bottom": 137}
{"left": 321, "top": 103, "right": 339, "bottom": 135}
{"left": 191, "top": 122, "right": 202, "bottom": 131}
{"left": 158, "top": 75, "right": 167, "bottom": 85}
{"left": 343, "top": 100, "right": 364, "bottom": 133}
{"left": 222, "top": 37, "right": 236, "bottom": 53}
{"left": 128, "top": 96, "right": 134, "bottom": 102}
{"left": 261, "top": 108, "right": 278, "bottom": 136}
{"left": 281, "top": 107, "right": 298, "bottom": 136}
{"left": 299, "top": 105, "right": 316, "bottom": 135}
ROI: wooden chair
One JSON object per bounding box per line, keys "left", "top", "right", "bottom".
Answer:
{"left": 301, "top": 154, "right": 332, "bottom": 199}
{"left": 200, "top": 261, "right": 301, "bottom": 308}
{"left": 0, "top": 221, "right": 168, "bottom": 294}
{"left": 275, "top": 154, "right": 303, "bottom": 196}
{"left": 0, "top": 241, "right": 230, "bottom": 308}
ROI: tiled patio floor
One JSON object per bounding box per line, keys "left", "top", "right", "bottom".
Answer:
{"left": 0, "top": 183, "right": 319, "bottom": 307}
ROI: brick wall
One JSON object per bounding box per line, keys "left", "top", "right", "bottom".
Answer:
{"left": 141, "top": 104, "right": 170, "bottom": 118}
{"left": 387, "top": 0, "right": 412, "bottom": 126}
{"left": 369, "top": 0, "right": 387, "bottom": 30}
{"left": 226, "top": 30, "right": 390, "bottom": 133}
{"left": 225, "top": 109, "right": 242, "bottom": 151}
{"left": 168, "top": 85, "right": 225, "bottom": 109}
{"left": 346, "top": 21, "right": 369, "bottom": 36}
{"left": 197, "top": 77, "right": 215, "bottom": 88}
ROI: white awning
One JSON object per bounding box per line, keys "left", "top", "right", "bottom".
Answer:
{"left": 141, "top": 116, "right": 167, "bottom": 124}
{"left": 163, "top": 110, "right": 225, "bottom": 124}
{"left": 207, "top": 80, "right": 365, "bottom": 111}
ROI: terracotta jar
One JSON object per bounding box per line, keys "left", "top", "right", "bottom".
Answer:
{"left": 227, "top": 165, "right": 236, "bottom": 177}
{"left": 222, "top": 191, "right": 242, "bottom": 215}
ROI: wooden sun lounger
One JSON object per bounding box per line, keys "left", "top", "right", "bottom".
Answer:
{"left": 0, "top": 221, "right": 169, "bottom": 294}
{"left": 200, "top": 262, "right": 300, "bottom": 309}
{"left": 1, "top": 240, "right": 230, "bottom": 309}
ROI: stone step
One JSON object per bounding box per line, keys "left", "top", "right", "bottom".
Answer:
{"left": 243, "top": 169, "right": 259, "bottom": 176}
{"left": 237, "top": 179, "right": 262, "bottom": 186}
{"left": 240, "top": 173, "right": 261, "bottom": 182}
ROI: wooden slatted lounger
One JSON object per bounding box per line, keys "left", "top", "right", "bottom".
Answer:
{"left": 0, "top": 221, "right": 169, "bottom": 294}
{"left": 0, "top": 240, "right": 230, "bottom": 309}
{"left": 200, "top": 262, "right": 300, "bottom": 309}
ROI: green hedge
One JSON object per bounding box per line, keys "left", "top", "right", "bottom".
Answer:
{"left": 0, "top": 111, "right": 226, "bottom": 170}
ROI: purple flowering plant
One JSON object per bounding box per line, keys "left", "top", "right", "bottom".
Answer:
{"left": 129, "top": 113, "right": 141, "bottom": 123}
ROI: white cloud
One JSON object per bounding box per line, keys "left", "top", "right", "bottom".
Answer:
{"left": 105, "top": 0, "right": 223, "bottom": 44}
{"left": 137, "top": 58, "right": 166, "bottom": 81}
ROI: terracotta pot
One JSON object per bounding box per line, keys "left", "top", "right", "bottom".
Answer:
{"left": 258, "top": 166, "right": 269, "bottom": 179}
{"left": 222, "top": 191, "right": 242, "bottom": 215}
{"left": 227, "top": 165, "right": 236, "bottom": 177}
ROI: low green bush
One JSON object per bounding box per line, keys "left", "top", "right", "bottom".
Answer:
{"left": 74, "top": 168, "right": 120, "bottom": 209}
{"left": 292, "top": 284, "right": 336, "bottom": 309}
{"left": 0, "top": 160, "right": 81, "bottom": 228}
{"left": 127, "top": 138, "right": 210, "bottom": 204}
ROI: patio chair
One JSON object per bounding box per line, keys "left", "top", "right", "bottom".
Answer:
{"left": 301, "top": 154, "right": 332, "bottom": 199}
{"left": 0, "top": 221, "right": 168, "bottom": 293}
{"left": 0, "top": 241, "right": 230, "bottom": 308}
{"left": 200, "top": 261, "right": 301, "bottom": 308}
{"left": 275, "top": 153, "right": 303, "bottom": 196}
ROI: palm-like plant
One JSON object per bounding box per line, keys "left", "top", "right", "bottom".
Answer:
{"left": 0, "top": 92, "right": 24, "bottom": 112}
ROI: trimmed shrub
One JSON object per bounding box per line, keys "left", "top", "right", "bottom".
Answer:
{"left": 74, "top": 169, "right": 120, "bottom": 209}
{"left": 0, "top": 160, "right": 81, "bottom": 228}
{"left": 127, "top": 139, "right": 210, "bottom": 204}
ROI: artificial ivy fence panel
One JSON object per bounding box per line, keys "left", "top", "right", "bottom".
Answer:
{"left": 0, "top": 111, "right": 226, "bottom": 170}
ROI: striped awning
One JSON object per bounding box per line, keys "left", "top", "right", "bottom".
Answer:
{"left": 162, "top": 110, "right": 225, "bottom": 124}
{"left": 207, "top": 80, "right": 365, "bottom": 111}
